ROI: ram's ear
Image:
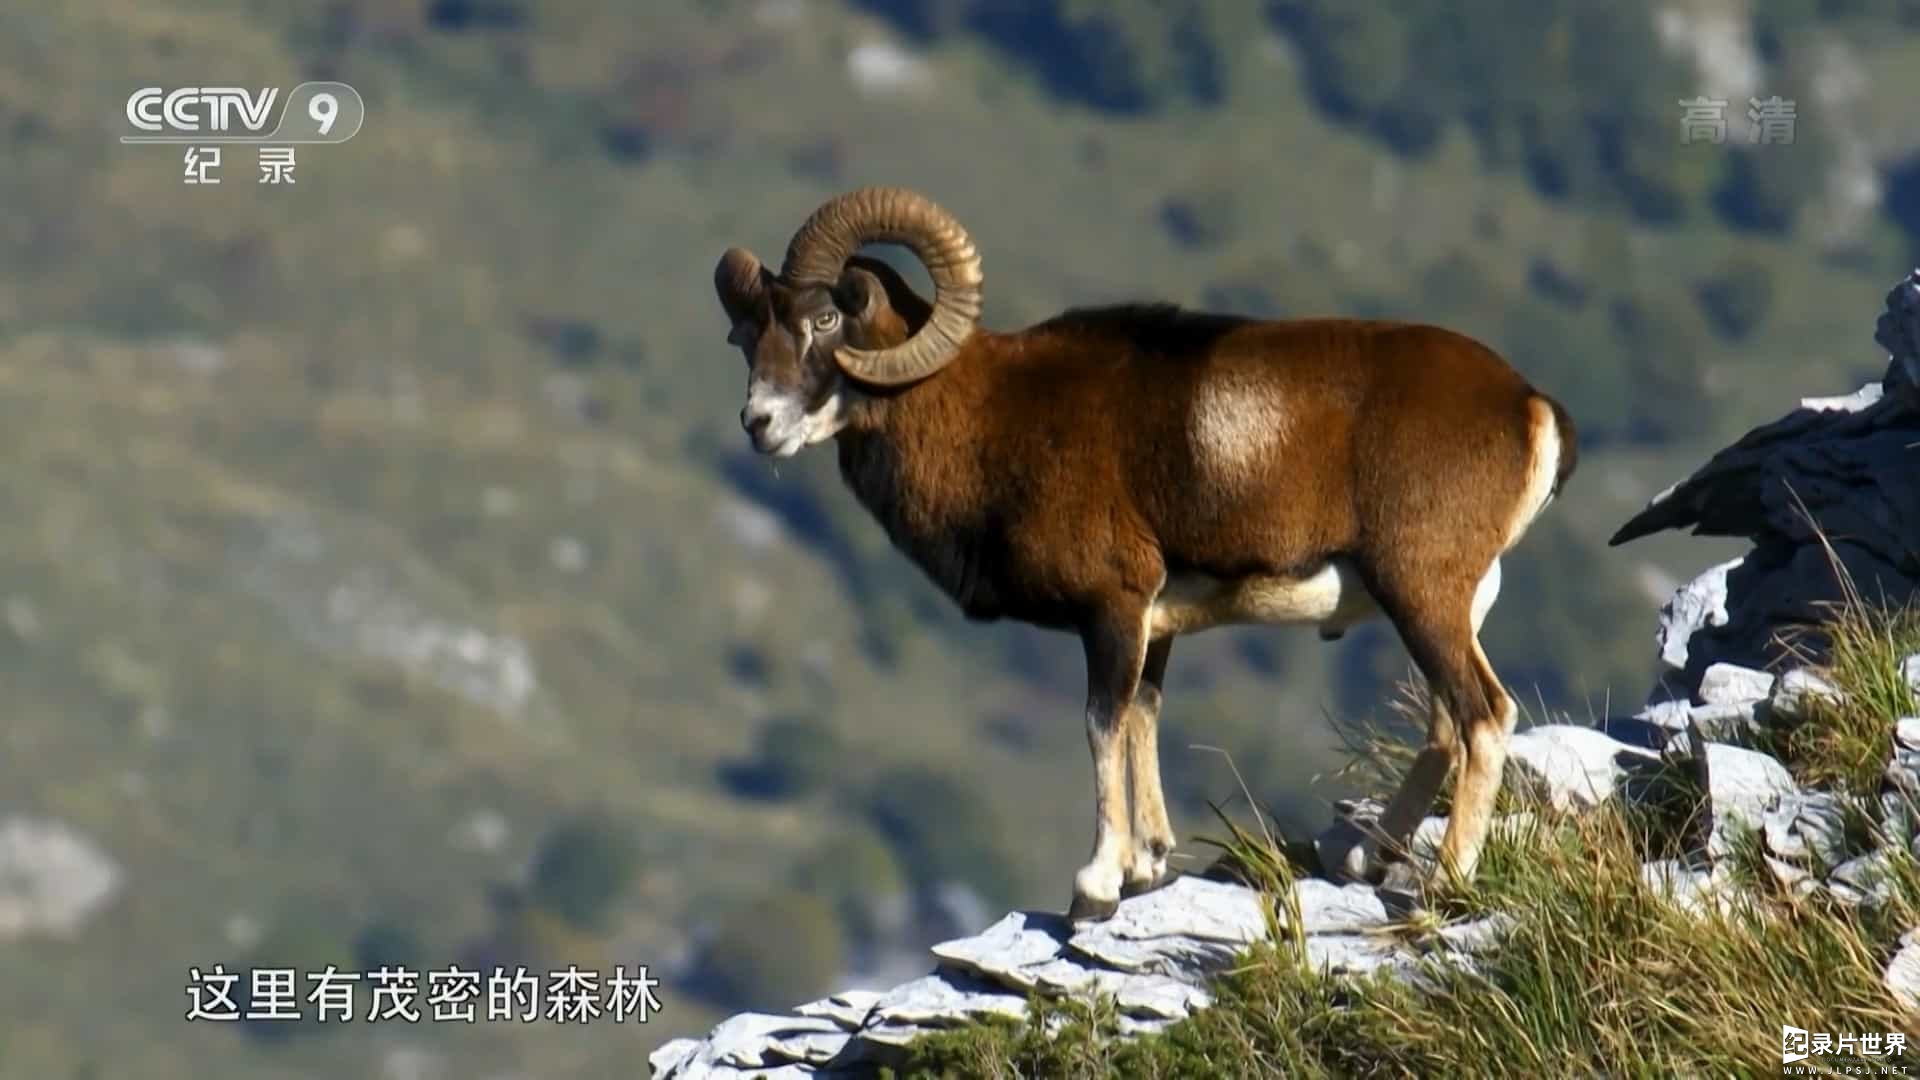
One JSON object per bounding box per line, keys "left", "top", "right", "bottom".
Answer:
{"left": 833, "top": 265, "right": 891, "bottom": 324}
{"left": 715, "top": 247, "right": 772, "bottom": 327}
{"left": 725, "top": 319, "right": 758, "bottom": 354}
{"left": 835, "top": 254, "right": 933, "bottom": 345}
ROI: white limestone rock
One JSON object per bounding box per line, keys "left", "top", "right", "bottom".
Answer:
{"left": 1699, "top": 742, "right": 1799, "bottom": 857}
{"left": 1697, "top": 662, "right": 1776, "bottom": 706}
{"left": 1886, "top": 927, "right": 1920, "bottom": 1010}
{"left": 930, "top": 911, "right": 1068, "bottom": 987}
{"left": 1281, "top": 879, "right": 1390, "bottom": 935}
{"left": 1761, "top": 791, "right": 1851, "bottom": 866}
{"left": 863, "top": 972, "right": 1030, "bottom": 1029}
{"left": 1770, "top": 668, "right": 1847, "bottom": 723}
{"left": 1828, "top": 850, "right": 1900, "bottom": 908}
{"left": 650, "top": 1038, "right": 700, "bottom": 1078}
{"left": 1505, "top": 725, "right": 1658, "bottom": 810}
{"left": 1063, "top": 876, "right": 1269, "bottom": 981}
{"left": 1640, "top": 859, "right": 1736, "bottom": 917}
{"left": 1655, "top": 557, "right": 1742, "bottom": 670}
{"left": 792, "top": 989, "right": 883, "bottom": 1030}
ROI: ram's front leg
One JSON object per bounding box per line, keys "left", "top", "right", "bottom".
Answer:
{"left": 1123, "top": 637, "right": 1175, "bottom": 897}
{"left": 1069, "top": 608, "right": 1151, "bottom": 922}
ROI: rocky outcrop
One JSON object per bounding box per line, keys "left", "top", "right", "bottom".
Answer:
{"left": 652, "top": 273, "right": 1920, "bottom": 1078}
{"left": 649, "top": 875, "right": 1493, "bottom": 1077}
{"left": 1611, "top": 269, "right": 1920, "bottom": 708}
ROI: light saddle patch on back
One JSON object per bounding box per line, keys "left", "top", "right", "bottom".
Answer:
{"left": 1187, "top": 372, "right": 1288, "bottom": 491}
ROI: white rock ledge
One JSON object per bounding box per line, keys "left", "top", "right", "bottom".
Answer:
{"left": 651, "top": 874, "right": 1485, "bottom": 1077}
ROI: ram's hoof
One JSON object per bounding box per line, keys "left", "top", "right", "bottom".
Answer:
{"left": 1313, "top": 818, "right": 1383, "bottom": 884}
{"left": 1121, "top": 866, "right": 1176, "bottom": 899}
{"left": 1067, "top": 892, "right": 1119, "bottom": 923}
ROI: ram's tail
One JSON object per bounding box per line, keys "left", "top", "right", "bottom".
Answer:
{"left": 1541, "top": 393, "right": 1579, "bottom": 500}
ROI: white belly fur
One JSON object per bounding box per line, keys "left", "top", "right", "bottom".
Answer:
{"left": 1149, "top": 559, "right": 1380, "bottom": 639}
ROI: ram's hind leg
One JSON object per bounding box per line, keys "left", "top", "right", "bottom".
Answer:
{"left": 1367, "top": 555, "right": 1504, "bottom": 872}
{"left": 1383, "top": 574, "right": 1514, "bottom": 886}
{"left": 1397, "top": 599, "right": 1512, "bottom": 880}
{"left": 1371, "top": 695, "right": 1459, "bottom": 866}
{"left": 1122, "top": 637, "right": 1176, "bottom": 898}
{"left": 1317, "top": 691, "right": 1458, "bottom": 884}
{"left": 1437, "top": 640, "right": 1518, "bottom": 882}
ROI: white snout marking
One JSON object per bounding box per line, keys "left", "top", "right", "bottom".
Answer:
{"left": 1149, "top": 558, "right": 1378, "bottom": 639}
{"left": 1189, "top": 374, "right": 1287, "bottom": 489}
{"left": 743, "top": 381, "right": 850, "bottom": 457}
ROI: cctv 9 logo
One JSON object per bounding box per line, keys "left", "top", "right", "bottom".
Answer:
{"left": 122, "top": 82, "right": 364, "bottom": 144}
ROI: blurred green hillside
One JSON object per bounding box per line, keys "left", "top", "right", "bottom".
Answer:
{"left": 2, "top": 0, "right": 1919, "bottom": 1076}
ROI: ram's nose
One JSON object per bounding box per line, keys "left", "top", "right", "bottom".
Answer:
{"left": 741, "top": 406, "right": 775, "bottom": 451}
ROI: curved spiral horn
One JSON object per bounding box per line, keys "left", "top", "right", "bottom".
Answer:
{"left": 779, "top": 186, "right": 983, "bottom": 386}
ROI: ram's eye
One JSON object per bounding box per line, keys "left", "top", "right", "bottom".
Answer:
{"left": 812, "top": 310, "right": 840, "bottom": 332}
